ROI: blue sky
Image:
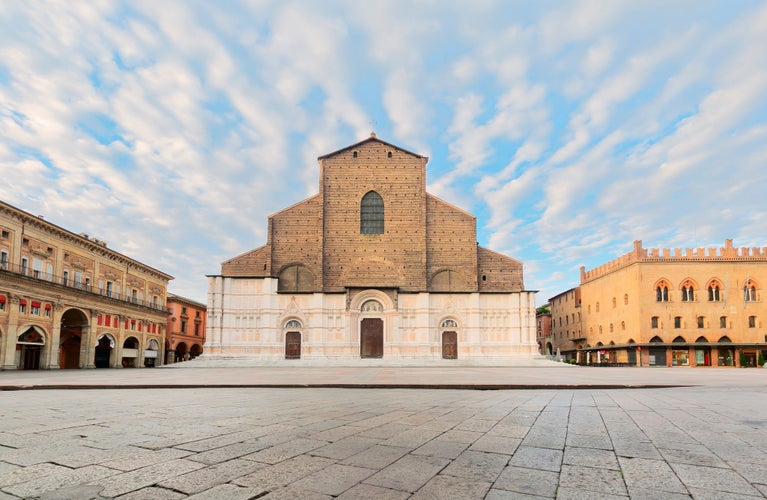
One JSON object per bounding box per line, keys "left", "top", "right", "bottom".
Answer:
{"left": 2, "top": 1, "right": 766, "bottom": 304}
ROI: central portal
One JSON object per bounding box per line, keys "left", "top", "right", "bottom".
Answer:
{"left": 360, "top": 318, "right": 383, "bottom": 358}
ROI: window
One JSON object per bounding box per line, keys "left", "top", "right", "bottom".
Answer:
{"left": 0, "top": 296, "right": 4, "bottom": 311}
{"left": 681, "top": 286, "right": 694, "bottom": 301}
{"left": 106, "top": 281, "right": 113, "bottom": 297}
{"left": 63, "top": 270, "right": 69, "bottom": 286}
{"left": 19, "top": 299, "right": 26, "bottom": 313}
{"left": 131, "top": 289, "right": 138, "bottom": 304}
{"left": 0, "top": 250, "right": 7, "bottom": 269}
{"left": 708, "top": 285, "right": 721, "bottom": 301}
{"left": 744, "top": 282, "right": 757, "bottom": 302}
{"left": 720, "top": 316, "right": 727, "bottom": 328}
{"left": 674, "top": 316, "right": 681, "bottom": 328}
{"left": 44, "top": 304, "right": 51, "bottom": 317}
{"left": 697, "top": 316, "right": 705, "bottom": 328}
{"left": 651, "top": 316, "right": 659, "bottom": 328}
{"left": 749, "top": 316, "right": 756, "bottom": 328}
{"left": 360, "top": 191, "right": 384, "bottom": 234}
{"left": 32, "top": 258, "right": 42, "bottom": 278}
{"left": 182, "top": 306, "right": 187, "bottom": 315}
{"left": 180, "top": 320, "right": 186, "bottom": 333}
{"left": 30, "top": 301, "right": 40, "bottom": 315}
{"left": 21, "top": 257, "right": 29, "bottom": 275}
{"left": 194, "top": 323, "right": 199, "bottom": 336}
{"left": 656, "top": 285, "right": 669, "bottom": 302}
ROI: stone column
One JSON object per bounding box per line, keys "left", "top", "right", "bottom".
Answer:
{"left": 47, "top": 303, "right": 63, "bottom": 369}
{"left": 1, "top": 295, "right": 21, "bottom": 370}
{"left": 83, "top": 309, "right": 99, "bottom": 368}
{"left": 114, "top": 315, "right": 125, "bottom": 368}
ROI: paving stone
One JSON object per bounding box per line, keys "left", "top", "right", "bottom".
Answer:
{"left": 617, "top": 456, "right": 688, "bottom": 494}
{"left": 185, "top": 483, "right": 268, "bottom": 499}
{"left": 0, "top": 462, "right": 71, "bottom": 488}
{"left": 685, "top": 488, "right": 763, "bottom": 499}
{"left": 90, "top": 458, "right": 206, "bottom": 497}
{"left": 485, "top": 488, "right": 550, "bottom": 499}
{"left": 336, "top": 483, "right": 411, "bottom": 499}
{"left": 508, "top": 446, "right": 563, "bottom": 472}
{"left": 260, "top": 486, "right": 334, "bottom": 499}
{"left": 728, "top": 460, "right": 767, "bottom": 484}
{"left": 455, "top": 418, "right": 498, "bottom": 432}
{"left": 244, "top": 437, "right": 329, "bottom": 464}
{"left": 412, "top": 438, "right": 469, "bottom": 459}
{"left": 364, "top": 454, "right": 449, "bottom": 492}
{"left": 311, "top": 436, "right": 380, "bottom": 460}
{"left": 564, "top": 446, "right": 620, "bottom": 470}
{"left": 659, "top": 447, "right": 729, "bottom": 468}
{"left": 486, "top": 424, "right": 531, "bottom": 439}
{"left": 157, "top": 458, "right": 266, "bottom": 494}
{"left": 233, "top": 455, "right": 336, "bottom": 490}
{"left": 381, "top": 426, "right": 444, "bottom": 448}
{"left": 100, "top": 447, "right": 193, "bottom": 471}
{"left": 624, "top": 487, "right": 693, "bottom": 499}
{"left": 670, "top": 462, "right": 762, "bottom": 496}
{"left": 435, "top": 429, "right": 484, "bottom": 444}
{"left": 342, "top": 444, "right": 410, "bottom": 469}
{"left": 187, "top": 441, "right": 268, "bottom": 465}
{"left": 441, "top": 450, "right": 509, "bottom": 482}
{"left": 2, "top": 464, "right": 116, "bottom": 498}
{"left": 37, "top": 484, "right": 107, "bottom": 500}
{"left": 411, "top": 473, "right": 492, "bottom": 498}
{"left": 470, "top": 434, "right": 521, "bottom": 455}
{"left": 566, "top": 432, "right": 613, "bottom": 450}
{"left": 112, "top": 486, "right": 185, "bottom": 499}
{"left": 555, "top": 486, "right": 629, "bottom": 499}
{"left": 559, "top": 464, "right": 628, "bottom": 496}
{"left": 293, "top": 463, "right": 376, "bottom": 495}
{"left": 492, "top": 465, "right": 558, "bottom": 497}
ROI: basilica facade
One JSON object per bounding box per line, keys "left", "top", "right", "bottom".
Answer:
{"left": 204, "top": 135, "right": 540, "bottom": 364}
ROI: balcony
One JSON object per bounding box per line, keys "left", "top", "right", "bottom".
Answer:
{"left": 0, "top": 261, "right": 167, "bottom": 312}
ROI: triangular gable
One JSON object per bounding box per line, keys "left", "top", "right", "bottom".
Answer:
{"left": 222, "top": 245, "right": 269, "bottom": 266}
{"left": 477, "top": 245, "right": 523, "bottom": 266}
{"left": 318, "top": 133, "right": 426, "bottom": 160}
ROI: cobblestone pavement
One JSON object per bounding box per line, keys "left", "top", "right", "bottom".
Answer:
{"left": 1, "top": 376, "right": 767, "bottom": 498}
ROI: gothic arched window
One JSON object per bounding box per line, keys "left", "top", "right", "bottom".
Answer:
{"left": 360, "top": 191, "right": 384, "bottom": 234}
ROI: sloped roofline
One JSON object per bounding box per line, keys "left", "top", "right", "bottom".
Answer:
{"left": 426, "top": 193, "right": 476, "bottom": 220}
{"left": 317, "top": 133, "right": 427, "bottom": 161}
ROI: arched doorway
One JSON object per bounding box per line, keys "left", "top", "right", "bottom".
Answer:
{"left": 144, "top": 339, "right": 159, "bottom": 367}
{"left": 440, "top": 319, "right": 458, "bottom": 359}
{"left": 284, "top": 319, "right": 302, "bottom": 359}
{"left": 17, "top": 327, "right": 45, "bottom": 370}
{"left": 95, "top": 334, "right": 115, "bottom": 368}
{"left": 122, "top": 337, "right": 139, "bottom": 367}
{"left": 189, "top": 343, "right": 203, "bottom": 359}
{"left": 360, "top": 300, "right": 383, "bottom": 358}
{"left": 60, "top": 309, "right": 89, "bottom": 369}
{"left": 175, "top": 342, "right": 188, "bottom": 362}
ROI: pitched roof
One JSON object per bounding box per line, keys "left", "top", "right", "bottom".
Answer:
{"left": 317, "top": 133, "right": 426, "bottom": 160}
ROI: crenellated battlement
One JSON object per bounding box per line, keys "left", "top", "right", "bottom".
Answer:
{"left": 580, "top": 239, "right": 767, "bottom": 283}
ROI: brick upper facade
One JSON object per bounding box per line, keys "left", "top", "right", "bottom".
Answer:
{"left": 221, "top": 134, "right": 524, "bottom": 293}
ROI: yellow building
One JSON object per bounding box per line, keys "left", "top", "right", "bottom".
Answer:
{"left": 550, "top": 240, "right": 767, "bottom": 367}
{"left": 0, "top": 200, "right": 172, "bottom": 369}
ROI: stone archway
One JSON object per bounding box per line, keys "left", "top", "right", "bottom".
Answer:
{"left": 175, "top": 342, "right": 188, "bottom": 362}
{"left": 60, "top": 309, "right": 89, "bottom": 369}
{"left": 95, "top": 334, "right": 115, "bottom": 368}
{"left": 122, "top": 336, "right": 140, "bottom": 368}
{"left": 189, "top": 343, "right": 203, "bottom": 359}
{"left": 18, "top": 327, "right": 45, "bottom": 370}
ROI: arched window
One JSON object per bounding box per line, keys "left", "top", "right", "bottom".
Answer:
{"left": 680, "top": 279, "right": 696, "bottom": 302}
{"left": 360, "top": 191, "right": 384, "bottom": 234}
{"left": 744, "top": 279, "right": 757, "bottom": 302}
{"left": 655, "top": 280, "right": 670, "bottom": 302}
{"left": 707, "top": 279, "right": 723, "bottom": 302}
{"left": 285, "top": 319, "right": 302, "bottom": 329}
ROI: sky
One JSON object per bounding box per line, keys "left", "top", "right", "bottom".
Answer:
{"left": 1, "top": 1, "right": 766, "bottom": 305}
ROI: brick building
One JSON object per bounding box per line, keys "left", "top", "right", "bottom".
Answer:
{"left": 0, "top": 200, "right": 171, "bottom": 369}
{"left": 549, "top": 240, "right": 767, "bottom": 366}
{"left": 536, "top": 304, "right": 552, "bottom": 355}
{"left": 205, "top": 134, "right": 540, "bottom": 364}
{"left": 166, "top": 293, "right": 206, "bottom": 363}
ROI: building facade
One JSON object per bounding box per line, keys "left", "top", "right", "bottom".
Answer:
{"left": 166, "top": 294, "right": 206, "bottom": 363}
{"left": 205, "top": 135, "right": 540, "bottom": 364}
{"left": 550, "top": 240, "right": 767, "bottom": 367}
{"left": 536, "top": 304, "right": 552, "bottom": 355}
{"left": 0, "top": 200, "right": 172, "bottom": 370}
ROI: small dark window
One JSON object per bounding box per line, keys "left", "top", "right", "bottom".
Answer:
{"left": 674, "top": 316, "right": 681, "bottom": 328}
{"left": 720, "top": 316, "right": 727, "bottom": 328}
{"left": 353, "top": 151, "right": 358, "bottom": 158}
{"left": 697, "top": 316, "right": 705, "bottom": 328}
{"left": 651, "top": 316, "right": 659, "bottom": 328}
{"left": 482, "top": 275, "right": 487, "bottom": 282}
{"left": 387, "top": 151, "right": 392, "bottom": 158}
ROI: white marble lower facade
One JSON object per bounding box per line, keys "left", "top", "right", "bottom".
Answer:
{"left": 203, "top": 276, "right": 544, "bottom": 365}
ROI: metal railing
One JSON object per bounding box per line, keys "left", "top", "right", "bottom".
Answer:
{"left": 0, "top": 261, "right": 167, "bottom": 311}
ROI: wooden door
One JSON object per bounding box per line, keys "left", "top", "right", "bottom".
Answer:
{"left": 285, "top": 331, "right": 301, "bottom": 359}
{"left": 23, "top": 346, "right": 41, "bottom": 370}
{"left": 442, "top": 331, "right": 457, "bottom": 359}
{"left": 360, "top": 318, "right": 383, "bottom": 358}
